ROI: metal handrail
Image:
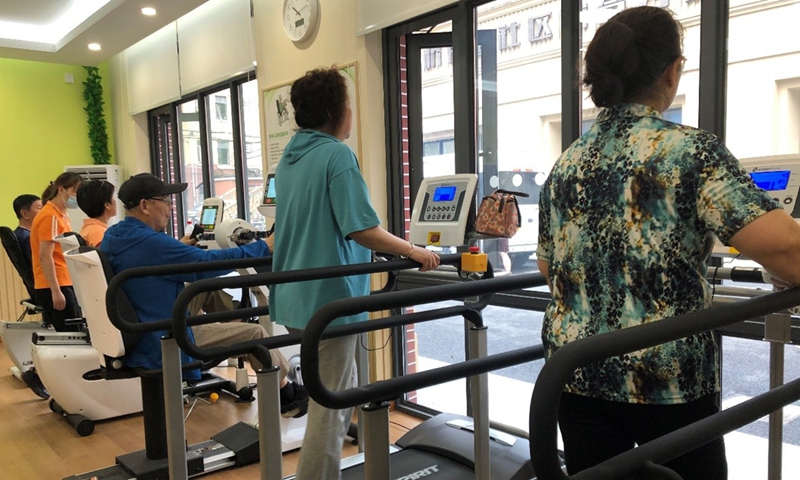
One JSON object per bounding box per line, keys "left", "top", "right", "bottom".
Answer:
{"left": 529, "top": 286, "right": 800, "bottom": 480}
{"left": 168, "top": 254, "right": 480, "bottom": 367}
{"left": 301, "top": 272, "right": 550, "bottom": 409}
{"left": 105, "top": 255, "right": 275, "bottom": 333}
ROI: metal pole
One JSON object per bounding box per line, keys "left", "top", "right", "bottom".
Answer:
{"left": 162, "top": 336, "right": 189, "bottom": 479}
{"left": 764, "top": 313, "right": 791, "bottom": 480}
{"left": 356, "top": 333, "right": 369, "bottom": 452}
{"left": 470, "top": 326, "right": 491, "bottom": 480}
{"left": 769, "top": 341, "right": 784, "bottom": 480}
{"left": 363, "top": 402, "right": 391, "bottom": 480}
{"left": 257, "top": 367, "right": 283, "bottom": 480}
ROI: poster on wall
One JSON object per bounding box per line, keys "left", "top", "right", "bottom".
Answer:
{"left": 261, "top": 62, "right": 361, "bottom": 171}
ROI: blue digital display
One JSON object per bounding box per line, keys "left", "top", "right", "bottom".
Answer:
{"left": 749, "top": 170, "right": 790, "bottom": 191}
{"left": 433, "top": 186, "right": 457, "bottom": 202}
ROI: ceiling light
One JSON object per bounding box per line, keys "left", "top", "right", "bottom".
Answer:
{"left": 141, "top": 7, "right": 157, "bottom": 16}
{"left": 0, "top": 0, "right": 112, "bottom": 46}
{"left": 88, "top": 43, "right": 102, "bottom": 51}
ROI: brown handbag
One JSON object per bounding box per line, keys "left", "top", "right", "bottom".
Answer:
{"left": 474, "top": 189, "right": 530, "bottom": 238}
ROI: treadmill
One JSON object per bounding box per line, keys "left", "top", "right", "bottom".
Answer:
{"left": 299, "top": 174, "right": 551, "bottom": 480}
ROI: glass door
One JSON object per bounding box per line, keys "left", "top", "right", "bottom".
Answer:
{"left": 149, "top": 106, "right": 181, "bottom": 237}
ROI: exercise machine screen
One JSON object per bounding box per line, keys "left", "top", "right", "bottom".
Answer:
{"left": 200, "top": 205, "right": 220, "bottom": 231}
{"left": 263, "top": 174, "right": 277, "bottom": 205}
{"left": 409, "top": 174, "right": 478, "bottom": 247}
{"left": 749, "top": 170, "right": 790, "bottom": 191}
{"left": 714, "top": 154, "right": 800, "bottom": 256}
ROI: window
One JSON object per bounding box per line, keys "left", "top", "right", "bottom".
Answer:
{"left": 215, "top": 95, "right": 228, "bottom": 121}
{"left": 149, "top": 73, "right": 259, "bottom": 237}
{"left": 387, "top": 3, "right": 800, "bottom": 478}
{"left": 217, "top": 140, "right": 231, "bottom": 165}
{"left": 240, "top": 79, "right": 265, "bottom": 227}
{"left": 177, "top": 99, "right": 204, "bottom": 227}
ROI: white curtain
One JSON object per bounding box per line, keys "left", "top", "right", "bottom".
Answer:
{"left": 125, "top": 23, "right": 180, "bottom": 115}
{"left": 124, "top": 0, "right": 255, "bottom": 114}
{"left": 177, "top": 0, "right": 255, "bottom": 94}
{"left": 357, "top": 0, "right": 458, "bottom": 35}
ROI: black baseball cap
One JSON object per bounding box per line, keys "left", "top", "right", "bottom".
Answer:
{"left": 118, "top": 173, "right": 187, "bottom": 209}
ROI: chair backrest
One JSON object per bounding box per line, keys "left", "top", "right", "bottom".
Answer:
{"left": 63, "top": 246, "right": 140, "bottom": 365}
{"left": 0, "top": 226, "right": 36, "bottom": 299}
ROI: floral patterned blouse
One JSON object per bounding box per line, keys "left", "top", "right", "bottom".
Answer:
{"left": 536, "top": 103, "right": 779, "bottom": 404}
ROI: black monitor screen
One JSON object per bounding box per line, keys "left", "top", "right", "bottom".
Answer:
{"left": 200, "top": 205, "right": 219, "bottom": 230}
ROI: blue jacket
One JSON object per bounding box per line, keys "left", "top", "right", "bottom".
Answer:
{"left": 101, "top": 216, "right": 269, "bottom": 378}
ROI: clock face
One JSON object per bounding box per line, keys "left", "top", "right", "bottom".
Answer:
{"left": 283, "top": 0, "right": 318, "bottom": 42}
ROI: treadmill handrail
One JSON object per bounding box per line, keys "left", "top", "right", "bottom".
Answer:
{"left": 529, "top": 286, "right": 800, "bottom": 480}
{"left": 167, "top": 254, "right": 477, "bottom": 371}
{"left": 301, "top": 272, "right": 549, "bottom": 409}
{"left": 106, "top": 253, "right": 460, "bottom": 334}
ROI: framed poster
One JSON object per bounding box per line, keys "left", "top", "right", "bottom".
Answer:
{"left": 261, "top": 62, "right": 361, "bottom": 170}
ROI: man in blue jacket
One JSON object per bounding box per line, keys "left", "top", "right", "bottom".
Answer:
{"left": 101, "top": 173, "right": 306, "bottom": 417}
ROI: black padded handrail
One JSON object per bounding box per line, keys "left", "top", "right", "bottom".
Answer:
{"left": 301, "top": 272, "right": 549, "bottom": 409}
{"left": 169, "top": 254, "right": 476, "bottom": 369}
{"left": 529, "top": 286, "right": 800, "bottom": 480}
{"left": 105, "top": 255, "right": 275, "bottom": 333}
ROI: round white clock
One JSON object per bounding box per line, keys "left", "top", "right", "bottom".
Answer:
{"left": 282, "top": 0, "right": 319, "bottom": 42}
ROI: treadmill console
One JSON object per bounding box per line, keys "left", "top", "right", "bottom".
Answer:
{"left": 409, "top": 174, "right": 478, "bottom": 247}
{"left": 714, "top": 154, "right": 800, "bottom": 256}
{"left": 195, "top": 198, "right": 224, "bottom": 249}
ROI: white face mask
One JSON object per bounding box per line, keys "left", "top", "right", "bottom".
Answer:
{"left": 66, "top": 193, "right": 79, "bottom": 209}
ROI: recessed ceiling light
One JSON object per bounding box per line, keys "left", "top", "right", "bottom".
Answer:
{"left": 88, "top": 43, "right": 102, "bottom": 51}
{"left": 141, "top": 7, "right": 157, "bottom": 16}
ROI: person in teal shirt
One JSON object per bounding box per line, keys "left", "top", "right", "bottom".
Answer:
{"left": 271, "top": 67, "right": 439, "bottom": 480}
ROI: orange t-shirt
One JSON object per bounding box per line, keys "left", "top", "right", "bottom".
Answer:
{"left": 31, "top": 202, "right": 73, "bottom": 289}
{"left": 80, "top": 218, "right": 108, "bottom": 247}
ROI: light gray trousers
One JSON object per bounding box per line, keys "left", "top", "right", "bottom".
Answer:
{"left": 292, "top": 332, "right": 358, "bottom": 480}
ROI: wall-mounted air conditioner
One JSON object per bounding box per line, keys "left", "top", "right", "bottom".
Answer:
{"left": 64, "top": 165, "right": 124, "bottom": 229}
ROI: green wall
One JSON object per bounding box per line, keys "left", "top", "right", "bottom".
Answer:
{"left": 0, "top": 58, "right": 115, "bottom": 227}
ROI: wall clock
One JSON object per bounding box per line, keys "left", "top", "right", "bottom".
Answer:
{"left": 283, "top": 0, "right": 319, "bottom": 42}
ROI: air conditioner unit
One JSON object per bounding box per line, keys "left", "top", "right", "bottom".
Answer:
{"left": 64, "top": 165, "right": 124, "bottom": 229}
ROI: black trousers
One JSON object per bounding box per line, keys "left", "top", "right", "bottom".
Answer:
{"left": 33, "top": 287, "right": 82, "bottom": 332}
{"left": 558, "top": 392, "right": 727, "bottom": 480}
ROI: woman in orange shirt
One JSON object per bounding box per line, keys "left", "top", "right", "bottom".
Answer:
{"left": 31, "top": 172, "right": 83, "bottom": 332}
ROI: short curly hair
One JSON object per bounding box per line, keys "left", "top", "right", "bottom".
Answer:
{"left": 290, "top": 67, "right": 348, "bottom": 130}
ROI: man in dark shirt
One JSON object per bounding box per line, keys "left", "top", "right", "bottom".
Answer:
{"left": 12, "top": 194, "right": 43, "bottom": 264}
{"left": 11, "top": 194, "right": 47, "bottom": 399}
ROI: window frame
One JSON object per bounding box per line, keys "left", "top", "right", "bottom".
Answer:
{"left": 383, "top": 0, "right": 733, "bottom": 417}
{"left": 147, "top": 71, "right": 257, "bottom": 236}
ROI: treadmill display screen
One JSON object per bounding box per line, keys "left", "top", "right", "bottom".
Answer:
{"left": 263, "top": 175, "right": 277, "bottom": 205}
{"left": 749, "top": 170, "right": 790, "bottom": 191}
{"left": 433, "top": 186, "right": 457, "bottom": 202}
{"left": 200, "top": 206, "right": 219, "bottom": 230}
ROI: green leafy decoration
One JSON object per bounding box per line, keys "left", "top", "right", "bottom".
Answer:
{"left": 82, "top": 66, "right": 111, "bottom": 164}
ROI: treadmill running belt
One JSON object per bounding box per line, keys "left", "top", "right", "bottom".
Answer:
{"left": 341, "top": 448, "right": 474, "bottom": 479}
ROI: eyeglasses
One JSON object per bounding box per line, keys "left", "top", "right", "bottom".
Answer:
{"left": 147, "top": 197, "right": 173, "bottom": 207}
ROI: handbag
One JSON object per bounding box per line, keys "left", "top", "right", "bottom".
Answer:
{"left": 474, "top": 189, "right": 530, "bottom": 238}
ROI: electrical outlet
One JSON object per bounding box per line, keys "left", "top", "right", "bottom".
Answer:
{"left": 64, "top": 73, "right": 74, "bottom": 84}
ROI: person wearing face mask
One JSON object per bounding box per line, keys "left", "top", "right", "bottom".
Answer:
{"left": 30, "top": 171, "right": 84, "bottom": 332}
